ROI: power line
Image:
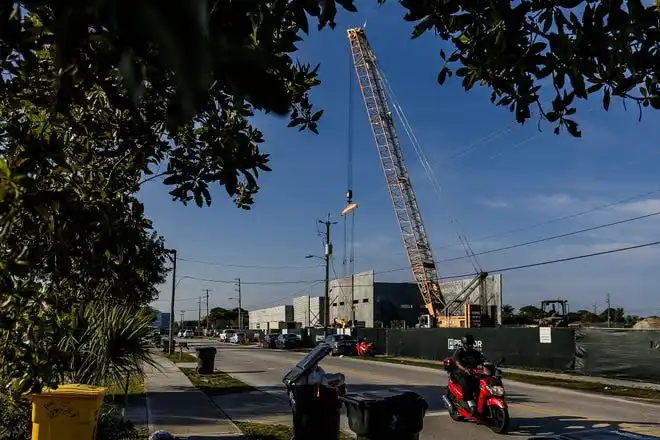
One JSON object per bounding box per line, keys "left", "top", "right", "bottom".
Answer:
{"left": 435, "top": 187, "right": 660, "bottom": 251}
{"left": 177, "top": 257, "right": 321, "bottom": 270}
{"left": 436, "top": 210, "right": 660, "bottom": 264}
{"left": 167, "top": 240, "right": 660, "bottom": 295}
{"left": 174, "top": 275, "right": 316, "bottom": 285}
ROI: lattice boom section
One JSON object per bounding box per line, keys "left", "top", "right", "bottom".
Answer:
{"left": 348, "top": 28, "right": 445, "bottom": 313}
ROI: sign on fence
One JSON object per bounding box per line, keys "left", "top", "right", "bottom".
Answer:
{"left": 539, "top": 327, "right": 552, "bottom": 344}
{"left": 448, "top": 338, "right": 483, "bottom": 351}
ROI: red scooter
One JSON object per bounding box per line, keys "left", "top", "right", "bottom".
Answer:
{"left": 442, "top": 357, "right": 510, "bottom": 434}
{"left": 355, "top": 337, "right": 374, "bottom": 357}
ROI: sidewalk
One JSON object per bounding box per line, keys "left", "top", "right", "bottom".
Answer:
{"left": 377, "top": 355, "right": 660, "bottom": 390}
{"left": 145, "top": 356, "right": 245, "bottom": 439}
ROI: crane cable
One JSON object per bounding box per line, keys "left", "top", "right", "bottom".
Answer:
{"left": 343, "top": 45, "right": 357, "bottom": 306}
{"left": 377, "top": 65, "right": 482, "bottom": 273}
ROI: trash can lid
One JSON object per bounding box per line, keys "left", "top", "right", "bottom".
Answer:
{"left": 341, "top": 389, "right": 422, "bottom": 406}
{"left": 37, "top": 384, "right": 106, "bottom": 397}
{"left": 283, "top": 343, "right": 332, "bottom": 386}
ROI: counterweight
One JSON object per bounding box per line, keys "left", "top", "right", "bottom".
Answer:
{"left": 347, "top": 27, "right": 445, "bottom": 317}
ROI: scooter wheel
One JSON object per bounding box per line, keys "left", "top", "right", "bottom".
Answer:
{"left": 488, "top": 405, "right": 509, "bottom": 434}
{"left": 449, "top": 407, "right": 464, "bottom": 421}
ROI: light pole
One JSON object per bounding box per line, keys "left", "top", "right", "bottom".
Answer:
{"left": 168, "top": 249, "right": 177, "bottom": 355}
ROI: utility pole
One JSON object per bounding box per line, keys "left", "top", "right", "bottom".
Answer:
{"left": 235, "top": 278, "right": 242, "bottom": 329}
{"left": 606, "top": 293, "right": 612, "bottom": 328}
{"left": 197, "top": 296, "right": 202, "bottom": 334}
{"left": 319, "top": 214, "right": 337, "bottom": 336}
{"left": 168, "top": 249, "right": 177, "bottom": 355}
{"left": 204, "top": 289, "right": 211, "bottom": 333}
{"left": 179, "top": 310, "right": 185, "bottom": 329}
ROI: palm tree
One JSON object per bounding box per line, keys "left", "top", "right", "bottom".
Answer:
{"left": 58, "top": 301, "right": 157, "bottom": 407}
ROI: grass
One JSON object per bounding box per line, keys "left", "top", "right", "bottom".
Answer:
{"left": 235, "top": 422, "right": 353, "bottom": 440}
{"left": 164, "top": 351, "right": 198, "bottom": 363}
{"left": 104, "top": 374, "right": 146, "bottom": 404}
{"left": 180, "top": 368, "right": 256, "bottom": 396}
{"left": 353, "top": 355, "right": 660, "bottom": 402}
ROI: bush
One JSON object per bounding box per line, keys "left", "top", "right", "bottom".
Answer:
{"left": 0, "top": 395, "right": 30, "bottom": 440}
{"left": 0, "top": 396, "right": 147, "bottom": 440}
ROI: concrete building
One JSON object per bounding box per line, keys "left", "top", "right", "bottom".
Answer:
{"left": 441, "top": 274, "right": 503, "bottom": 325}
{"left": 248, "top": 305, "right": 294, "bottom": 331}
{"left": 328, "top": 270, "right": 503, "bottom": 328}
{"left": 293, "top": 295, "right": 326, "bottom": 328}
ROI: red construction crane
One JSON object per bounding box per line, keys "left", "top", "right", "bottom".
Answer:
{"left": 347, "top": 27, "right": 487, "bottom": 327}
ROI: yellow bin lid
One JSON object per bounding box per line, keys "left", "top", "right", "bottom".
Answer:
{"left": 37, "top": 384, "right": 106, "bottom": 398}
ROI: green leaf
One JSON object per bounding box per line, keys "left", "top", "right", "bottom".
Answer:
{"left": 602, "top": 88, "right": 611, "bottom": 111}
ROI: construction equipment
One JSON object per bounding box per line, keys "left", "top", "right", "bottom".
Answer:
{"left": 538, "top": 299, "right": 569, "bottom": 327}
{"left": 347, "top": 27, "right": 488, "bottom": 327}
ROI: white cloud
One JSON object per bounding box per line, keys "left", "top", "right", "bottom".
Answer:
{"left": 529, "top": 193, "right": 576, "bottom": 210}
{"left": 612, "top": 198, "right": 660, "bottom": 216}
{"left": 483, "top": 199, "right": 510, "bottom": 209}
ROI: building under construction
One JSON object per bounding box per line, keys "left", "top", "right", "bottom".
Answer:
{"left": 328, "top": 270, "right": 503, "bottom": 328}
{"left": 293, "top": 295, "right": 326, "bottom": 328}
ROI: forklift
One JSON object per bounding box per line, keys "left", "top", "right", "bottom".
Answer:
{"left": 538, "top": 299, "right": 569, "bottom": 327}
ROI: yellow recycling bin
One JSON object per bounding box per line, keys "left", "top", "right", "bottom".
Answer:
{"left": 31, "top": 384, "right": 106, "bottom": 440}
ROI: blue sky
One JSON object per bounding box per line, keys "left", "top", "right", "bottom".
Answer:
{"left": 141, "top": 2, "right": 660, "bottom": 320}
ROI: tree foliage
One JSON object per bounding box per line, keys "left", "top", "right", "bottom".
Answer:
{"left": 393, "top": 0, "right": 660, "bottom": 137}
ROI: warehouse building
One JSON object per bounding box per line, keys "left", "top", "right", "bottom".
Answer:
{"left": 293, "top": 295, "right": 326, "bottom": 328}
{"left": 248, "top": 305, "right": 295, "bottom": 331}
{"left": 328, "top": 270, "right": 503, "bottom": 328}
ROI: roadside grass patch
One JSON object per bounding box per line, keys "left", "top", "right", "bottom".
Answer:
{"left": 354, "top": 356, "right": 660, "bottom": 402}
{"left": 165, "top": 351, "right": 197, "bottom": 363}
{"left": 181, "top": 368, "right": 256, "bottom": 395}
{"left": 235, "top": 422, "right": 353, "bottom": 440}
{"left": 104, "top": 375, "right": 146, "bottom": 404}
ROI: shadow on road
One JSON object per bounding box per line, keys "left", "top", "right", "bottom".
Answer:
{"left": 509, "top": 415, "right": 660, "bottom": 437}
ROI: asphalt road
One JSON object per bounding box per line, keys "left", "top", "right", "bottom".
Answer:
{"left": 184, "top": 340, "right": 660, "bottom": 440}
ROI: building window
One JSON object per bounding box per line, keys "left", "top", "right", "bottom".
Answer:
{"left": 339, "top": 301, "right": 345, "bottom": 306}
{"left": 353, "top": 300, "right": 359, "bottom": 304}
{"left": 332, "top": 303, "right": 337, "bottom": 307}
{"left": 362, "top": 298, "right": 369, "bottom": 303}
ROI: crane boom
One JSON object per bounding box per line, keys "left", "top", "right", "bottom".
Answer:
{"left": 347, "top": 27, "right": 445, "bottom": 318}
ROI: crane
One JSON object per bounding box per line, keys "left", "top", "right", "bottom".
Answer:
{"left": 347, "top": 27, "right": 488, "bottom": 328}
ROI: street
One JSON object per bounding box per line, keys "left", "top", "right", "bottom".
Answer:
{"left": 183, "top": 341, "right": 660, "bottom": 440}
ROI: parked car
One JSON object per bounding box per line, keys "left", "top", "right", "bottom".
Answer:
{"left": 324, "top": 334, "right": 357, "bottom": 356}
{"left": 177, "top": 330, "right": 184, "bottom": 338}
{"left": 260, "top": 333, "right": 279, "bottom": 349}
{"left": 219, "top": 329, "right": 235, "bottom": 342}
{"left": 275, "top": 333, "right": 302, "bottom": 350}
{"left": 183, "top": 329, "right": 194, "bottom": 339}
{"left": 230, "top": 332, "right": 247, "bottom": 344}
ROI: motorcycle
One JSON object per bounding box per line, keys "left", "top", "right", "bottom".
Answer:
{"left": 355, "top": 337, "right": 375, "bottom": 357}
{"left": 441, "top": 357, "right": 510, "bottom": 434}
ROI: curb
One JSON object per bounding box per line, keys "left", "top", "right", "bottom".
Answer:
{"left": 145, "top": 355, "right": 247, "bottom": 439}
{"left": 183, "top": 347, "right": 358, "bottom": 438}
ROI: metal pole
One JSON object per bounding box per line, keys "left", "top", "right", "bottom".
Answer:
{"left": 168, "top": 249, "right": 177, "bottom": 355}
{"left": 204, "top": 289, "right": 211, "bottom": 332}
{"left": 606, "top": 293, "right": 611, "bottom": 328}
{"left": 320, "top": 214, "right": 336, "bottom": 336}
{"left": 235, "top": 278, "right": 242, "bottom": 329}
{"left": 350, "top": 273, "right": 356, "bottom": 326}
{"left": 198, "top": 297, "right": 202, "bottom": 334}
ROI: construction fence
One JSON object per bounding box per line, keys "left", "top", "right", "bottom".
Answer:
{"left": 348, "top": 327, "right": 660, "bottom": 383}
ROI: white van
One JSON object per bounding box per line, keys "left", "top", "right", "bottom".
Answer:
{"left": 219, "top": 329, "right": 235, "bottom": 342}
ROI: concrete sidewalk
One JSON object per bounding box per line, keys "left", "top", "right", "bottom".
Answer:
{"left": 145, "top": 356, "right": 245, "bottom": 439}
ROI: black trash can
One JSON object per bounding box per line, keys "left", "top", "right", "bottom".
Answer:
{"left": 287, "top": 384, "right": 341, "bottom": 440}
{"left": 162, "top": 338, "right": 170, "bottom": 353}
{"left": 341, "top": 389, "right": 428, "bottom": 440}
{"left": 282, "top": 343, "right": 342, "bottom": 440}
{"left": 195, "top": 346, "right": 217, "bottom": 374}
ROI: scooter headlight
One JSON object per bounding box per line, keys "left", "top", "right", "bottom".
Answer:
{"left": 487, "top": 385, "right": 505, "bottom": 396}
